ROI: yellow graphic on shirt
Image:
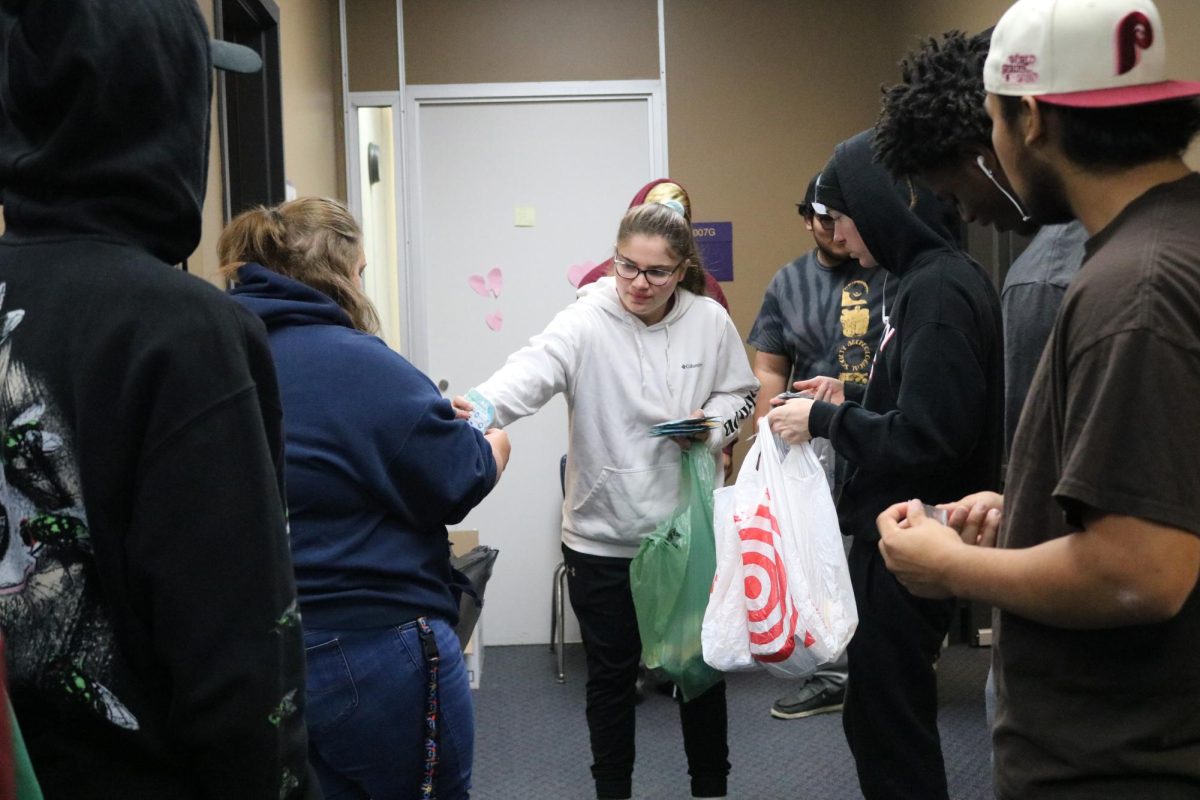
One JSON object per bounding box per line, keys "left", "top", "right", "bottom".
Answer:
{"left": 840, "top": 281, "right": 870, "bottom": 337}
{"left": 842, "top": 280, "right": 869, "bottom": 305}
{"left": 838, "top": 280, "right": 872, "bottom": 382}
{"left": 840, "top": 307, "right": 870, "bottom": 338}
{"left": 838, "top": 338, "right": 872, "bottom": 371}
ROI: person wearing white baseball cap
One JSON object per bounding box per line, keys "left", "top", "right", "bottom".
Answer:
{"left": 875, "top": 1, "right": 1200, "bottom": 798}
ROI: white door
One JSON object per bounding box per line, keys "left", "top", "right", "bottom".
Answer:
{"left": 407, "top": 81, "right": 665, "bottom": 645}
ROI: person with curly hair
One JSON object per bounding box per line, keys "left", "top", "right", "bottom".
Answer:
{"left": 876, "top": 28, "right": 1087, "bottom": 455}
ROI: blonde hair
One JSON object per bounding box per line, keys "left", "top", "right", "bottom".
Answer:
{"left": 615, "top": 203, "right": 706, "bottom": 296}
{"left": 642, "top": 182, "right": 692, "bottom": 221}
{"left": 218, "top": 197, "right": 380, "bottom": 334}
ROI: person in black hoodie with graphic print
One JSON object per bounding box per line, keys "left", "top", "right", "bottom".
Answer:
{"left": 0, "top": 2, "right": 315, "bottom": 798}
{"left": 767, "top": 129, "right": 1003, "bottom": 800}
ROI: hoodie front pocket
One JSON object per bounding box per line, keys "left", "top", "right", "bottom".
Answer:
{"left": 572, "top": 462, "right": 681, "bottom": 535}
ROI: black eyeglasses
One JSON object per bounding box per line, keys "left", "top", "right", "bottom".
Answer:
{"left": 612, "top": 253, "right": 683, "bottom": 286}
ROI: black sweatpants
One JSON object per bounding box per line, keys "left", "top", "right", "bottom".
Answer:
{"left": 563, "top": 544, "right": 730, "bottom": 800}
{"left": 842, "top": 536, "right": 955, "bottom": 800}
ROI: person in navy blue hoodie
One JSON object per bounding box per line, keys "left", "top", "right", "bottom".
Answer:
{"left": 221, "top": 197, "right": 510, "bottom": 800}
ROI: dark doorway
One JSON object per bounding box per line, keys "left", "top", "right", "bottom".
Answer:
{"left": 215, "top": 0, "right": 285, "bottom": 220}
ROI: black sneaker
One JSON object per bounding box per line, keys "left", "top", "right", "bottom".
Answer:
{"left": 770, "top": 680, "right": 845, "bottom": 720}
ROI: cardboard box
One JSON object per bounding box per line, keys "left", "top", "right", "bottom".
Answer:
{"left": 462, "top": 621, "right": 483, "bottom": 689}
{"left": 448, "top": 529, "right": 479, "bottom": 558}
{"left": 448, "top": 529, "right": 483, "bottom": 688}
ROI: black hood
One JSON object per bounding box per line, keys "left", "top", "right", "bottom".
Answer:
{"left": 0, "top": 0, "right": 213, "bottom": 264}
{"left": 825, "top": 129, "right": 957, "bottom": 276}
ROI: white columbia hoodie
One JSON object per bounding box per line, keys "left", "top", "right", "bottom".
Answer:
{"left": 475, "top": 277, "right": 758, "bottom": 558}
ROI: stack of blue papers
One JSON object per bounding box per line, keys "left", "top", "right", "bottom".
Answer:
{"left": 647, "top": 416, "right": 721, "bottom": 438}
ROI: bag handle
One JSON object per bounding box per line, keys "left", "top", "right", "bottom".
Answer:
{"left": 755, "top": 416, "right": 825, "bottom": 481}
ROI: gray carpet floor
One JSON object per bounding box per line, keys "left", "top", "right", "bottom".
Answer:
{"left": 471, "top": 643, "right": 993, "bottom": 799}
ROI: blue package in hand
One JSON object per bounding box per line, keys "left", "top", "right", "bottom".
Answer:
{"left": 465, "top": 388, "right": 495, "bottom": 432}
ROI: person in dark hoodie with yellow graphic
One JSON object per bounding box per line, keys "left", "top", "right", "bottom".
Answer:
{"left": 0, "top": 2, "right": 315, "bottom": 798}
{"left": 767, "top": 129, "right": 1003, "bottom": 800}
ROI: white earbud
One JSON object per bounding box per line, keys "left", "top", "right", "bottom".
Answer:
{"left": 976, "top": 155, "right": 1032, "bottom": 223}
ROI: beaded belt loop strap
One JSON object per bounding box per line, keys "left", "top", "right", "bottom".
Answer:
{"left": 417, "top": 617, "right": 441, "bottom": 799}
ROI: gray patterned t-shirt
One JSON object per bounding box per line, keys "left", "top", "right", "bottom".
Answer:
{"left": 748, "top": 251, "right": 886, "bottom": 385}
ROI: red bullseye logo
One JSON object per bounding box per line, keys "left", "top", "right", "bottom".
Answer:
{"left": 737, "top": 495, "right": 801, "bottom": 663}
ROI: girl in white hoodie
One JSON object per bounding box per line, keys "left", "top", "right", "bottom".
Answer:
{"left": 458, "top": 202, "right": 757, "bottom": 800}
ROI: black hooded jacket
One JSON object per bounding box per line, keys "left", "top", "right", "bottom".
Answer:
{"left": 0, "top": 2, "right": 313, "bottom": 797}
{"left": 809, "top": 130, "right": 1004, "bottom": 541}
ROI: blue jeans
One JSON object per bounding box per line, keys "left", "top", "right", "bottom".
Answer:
{"left": 303, "top": 618, "right": 474, "bottom": 800}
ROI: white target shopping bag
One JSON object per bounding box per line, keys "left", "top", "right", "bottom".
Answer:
{"left": 702, "top": 416, "right": 857, "bottom": 678}
{"left": 701, "top": 486, "right": 757, "bottom": 672}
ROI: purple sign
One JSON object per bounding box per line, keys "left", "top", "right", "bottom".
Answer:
{"left": 694, "top": 221, "right": 733, "bottom": 282}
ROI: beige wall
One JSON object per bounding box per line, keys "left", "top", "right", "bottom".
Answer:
{"left": 280, "top": 0, "right": 342, "bottom": 201}
{"left": 402, "top": 0, "right": 658, "bottom": 84}
{"left": 191, "top": 0, "right": 343, "bottom": 286}
{"left": 664, "top": 0, "right": 901, "bottom": 349}
{"left": 902, "top": 0, "right": 1200, "bottom": 63}
{"left": 347, "top": 0, "right": 401, "bottom": 92}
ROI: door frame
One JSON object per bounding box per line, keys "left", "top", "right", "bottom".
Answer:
{"left": 346, "top": 91, "right": 408, "bottom": 352}
{"left": 403, "top": 79, "right": 668, "bottom": 372}
{"left": 214, "top": 0, "right": 285, "bottom": 221}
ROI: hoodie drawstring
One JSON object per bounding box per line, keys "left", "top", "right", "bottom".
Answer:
{"left": 631, "top": 323, "right": 648, "bottom": 392}
{"left": 627, "top": 315, "right": 675, "bottom": 397}
{"left": 664, "top": 322, "right": 673, "bottom": 396}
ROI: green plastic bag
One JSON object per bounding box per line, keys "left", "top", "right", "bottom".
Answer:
{"left": 629, "top": 446, "right": 721, "bottom": 702}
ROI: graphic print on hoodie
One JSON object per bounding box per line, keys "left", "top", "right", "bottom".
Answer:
{"left": 807, "top": 130, "right": 1004, "bottom": 540}
{"left": 0, "top": 287, "right": 138, "bottom": 730}
{"left": 0, "top": 2, "right": 313, "bottom": 797}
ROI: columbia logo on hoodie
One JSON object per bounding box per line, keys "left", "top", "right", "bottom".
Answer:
{"left": 681, "top": 362, "right": 703, "bottom": 370}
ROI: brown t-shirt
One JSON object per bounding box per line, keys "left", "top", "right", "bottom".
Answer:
{"left": 994, "top": 173, "right": 1200, "bottom": 800}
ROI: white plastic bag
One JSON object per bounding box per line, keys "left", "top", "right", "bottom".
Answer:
{"left": 810, "top": 436, "right": 837, "bottom": 494}
{"left": 701, "top": 487, "right": 757, "bottom": 672}
{"left": 702, "top": 417, "right": 857, "bottom": 678}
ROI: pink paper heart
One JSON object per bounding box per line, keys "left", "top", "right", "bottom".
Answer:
{"left": 487, "top": 267, "right": 503, "bottom": 298}
{"left": 467, "top": 274, "right": 489, "bottom": 297}
{"left": 567, "top": 260, "right": 597, "bottom": 288}
{"left": 485, "top": 311, "right": 503, "bottom": 332}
